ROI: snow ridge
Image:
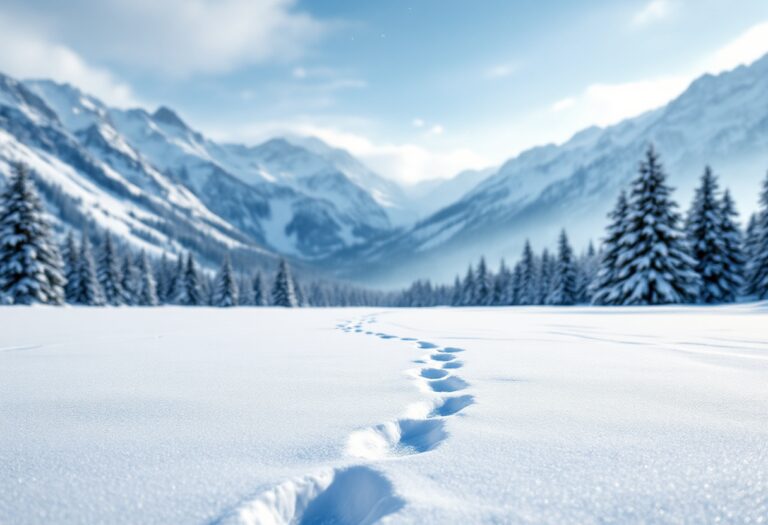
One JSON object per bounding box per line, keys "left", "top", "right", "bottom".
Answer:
{"left": 216, "top": 316, "right": 475, "bottom": 524}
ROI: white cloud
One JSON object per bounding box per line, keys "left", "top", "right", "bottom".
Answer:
{"left": 0, "top": 0, "right": 327, "bottom": 77}
{"left": 428, "top": 124, "right": 445, "bottom": 136}
{"left": 212, "top": 120, "right": 488, "bottom": 184}
{"left": 299, "top": 126, "right": 488, "bottom": 184}
{"left": 0, "top": 14, "right": 139, "bottom": 107}
{"left": 551, "top": 97, "right": 575, "bottom": 112}
{"left": 632, "top": 0, "right": 674, "bottom": 26}
{"left": 292, "top": 66, "right": 308, "bottom": 79}
{"left": 705, "top": 21, "right": 768, "bottom": 74}
{"left": 412, "top": 118, "right": 425, "bottom": 128}
{"left": 486, "top": 63, "right": 518, "bottom": 79}
{"left": 547, "top": 20, "right": 768, "bottom": 130}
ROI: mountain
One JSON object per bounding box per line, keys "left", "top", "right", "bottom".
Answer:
{"left": 406, "top": 167, "right": 497, "bottom": 217}
{"left": 348, "top": 54, "right": 768, "bottom": 287}
{"left": 0, "top": 74, "right": 411, "bottom": 276}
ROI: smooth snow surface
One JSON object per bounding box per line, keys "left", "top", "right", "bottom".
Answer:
{"left": 1, "top": 305, "right": 767, "bottom": 524}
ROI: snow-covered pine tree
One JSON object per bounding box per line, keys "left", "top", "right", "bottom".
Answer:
{"left": 460, "top": 264, "right": 476, "bottom": 306}
{"left": 537, "top": 249, "right": 554, "bottom": 305}
{"left": 308, "top": 281, "right": 329, "bottom": 307}
{"left": 718, "top": 189, "right": 745, "bottom": 303}
{"left": 548, "top": 230, "right": 578, "bottom": 305}
{"left": 0, "top": 162, "right": 66, "bottom": 305}
{"left": 180, "top": 253, "right": 204, "bottom": 306}
{"left": 214, "top": 255, "right": 238, "bottom": 307}
{"left": 271, "top": 258, "right": 297, "bottom": 307}
{"left": 137, "top": 251, "right": 159, "bottom": 306}
{"left": 576, "top": 241, "right": 598, "bottom": 303}
{"left": 75, "top": 232, "right": 105, "bottom": 305}
{"left": 252, "top": 271, "right": 267, "bottom": 306}
{"left": 450, "top": 275, "right": 462, "bottom": 306}
{"left": 592, "top": 191, "right": 629, "bottom": 305}
{"left": 293, "top": 275, "right": 305, "bottom": 307}
{"left": 493, "top": 259, "right": 512, "bottom": 305}
{"left": 744, "top": 213, "right": 761, "bottom": 296}
{"left": 165, "top": 255, "right": 185, "bottom": 304}
{"left": 97, "top": 232, "right": 124, "bottom": 305}
{"left": 518, "top": 240, "right": 537, "bottom": 305}
{"left": 748, "top": 173, "right": 768, "bottom": 299}
{"left": 62, "top": 231, "right": 80, "bottom": 303}
{"left": 154, "top": 253, "right": 171, "bottom": 303}
{"left": 120, "top": 253, "right": 138, "bottom": 305}
{"left": 475, "top": 257, "right": 493, "bottom": 306}
{"left": 686, "top": 167, "right": 731, "bottom": 303}
{"left": 614, "top": 145, "right": 700, "bottom": 305}
{"left": 510, "top": 262, "right": 524, "bottom": 305}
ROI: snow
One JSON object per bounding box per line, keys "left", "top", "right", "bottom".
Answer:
{"left": 1, "top": 305, "right": 767, "bottom": 524}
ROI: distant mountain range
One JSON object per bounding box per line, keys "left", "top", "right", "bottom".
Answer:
{"left": 347, "top": 54, "right": 768, "bottom": 286}
{"left": 2, "top": 54, "right": 768, "bottom": 287}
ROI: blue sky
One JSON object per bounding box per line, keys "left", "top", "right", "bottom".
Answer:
{"left": 1, "top": 0, "right": 768, "bottom": 183}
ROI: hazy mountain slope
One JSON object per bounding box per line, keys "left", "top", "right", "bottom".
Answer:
{"left": 347, "top": 55, "right": 768, "bottom": 287}
{"left": 1, "top": 76, "right": 407, "bottom": 270}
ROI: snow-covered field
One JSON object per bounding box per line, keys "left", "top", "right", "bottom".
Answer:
{"left": 1, "top": 305, "right": 767, "bottom": 524}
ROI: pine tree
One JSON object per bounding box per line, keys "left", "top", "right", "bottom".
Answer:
{"left": 75, "top": 232, "right": 105, "bottom": 306}
{"left": 511, "top": 262, "right": 524, "bottom": 305}
{"left": 475, "top": 257, "right": 493, "bottom": 306}
{"left": 460, "top": 264, "right": 476, "bottom": 306}
{"left": 613, "top": 146, "right": 700, "bottom": 305}
{"left": 548, "top": 230, "right": 578, "bottom": 305}
{"left": 271, "top": 258, "right": 297, "bottom": 307}
{"left": 214, "top": 255, "right": 238, "bottom": 307}
{"left": 493, "top": 259, "right": 512, "bottom": 305}
{"left": 252, "top": 271, "right": 267, "bottom": 306}
{"left": 518, "top": 240, "right": 537, "bottom": 305}
{"left": 718, "top": 190, "right": 745, "bottom": 303}
{"left": 450, "top": 275, "right": 462, "bottom": 306}
{"left": 154, "top": 253, "right": 172, "bottom": 304}
{"left": 165, "top": 255, "right": 185, "bottom": 304}
{"left": 576, "top": 241, "right": 599, "bottom": 303}
{"left": 593, "top": 191, "right": 630, "bottom": 305}
{"left": 136, "top": 252, "right": 158, "bottom": 306}
{"left": 686, "top": 167, "right": 731, "bottom": 303}
{"left": 98, "top": 232, "right": 124, "bottom": 305}
{"left": 744, "top": 213, "right": 761, "bottom": 296}
{"left": 62, "top": 231, "right": 80, "bottom": 303}
{"left": 120, "top": 253, "right": 138, "bottom": 305}
{"left": 293, "top": 275, "right": 305, "bottom": 307}
{"left": 0, "top": 163, "right": 65, "bottom": 305}
{"left": 537, "top": 249, "right": 554, "bottom": 304}
{"left": 179, "top": 253, "right": 203, "bottom": 306}
{"left": 749, "top": 173, "right": 768, "bottom": 299}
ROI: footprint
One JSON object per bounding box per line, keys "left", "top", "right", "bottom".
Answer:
{"left": 347, "top": 419, "right": 447, "bottom": 459}
{"left": 416, "top": 341, "right": 438, "bottom": 349}
{"left": 441, "top": 347, "right": 464, "bottom": 353}
{"left": 401, "top": 337, "right": 417, "bottom": 342}
{"left": 378, "top": 334, "right": 397, "bottom": 340}
{"left": 215, "top": 466, "right": 404, "bottom": 525}
{"left": 430, "top": 353, "right": 456, "bottom": 362}
{"left": 431, "top": 395, "right": 475, "bottom": 417}
{"left": 299, "top": 467, "right": 404, "bottom": 525}
{"left": 442, "top": 361, "right": 463, "bottom": 369}
{"left": 420, "top": 368, "right": 449, "bottom": 379}
{"left": 429, "top": 376, "right": 469, "bottom": 393}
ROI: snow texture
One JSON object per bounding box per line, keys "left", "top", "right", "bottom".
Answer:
{"left": 1, "top": 305, "right": 767, "bottom": 524}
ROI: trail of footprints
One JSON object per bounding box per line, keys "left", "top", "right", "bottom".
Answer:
{"left": 341, "top": 315, "right": 474, "bottom": 460}
{"left": 217, "top": 315, "right": 473, "bottom": 525}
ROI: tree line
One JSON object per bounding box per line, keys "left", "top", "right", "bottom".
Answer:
{"left": 2, "top": 146, "right": 768, "bottom": 308}
{"left": 400, "top": 146, "right": 768, "bottom": 306}
{"left": 0, "top": 163, "right": 392, "bottom": 307}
